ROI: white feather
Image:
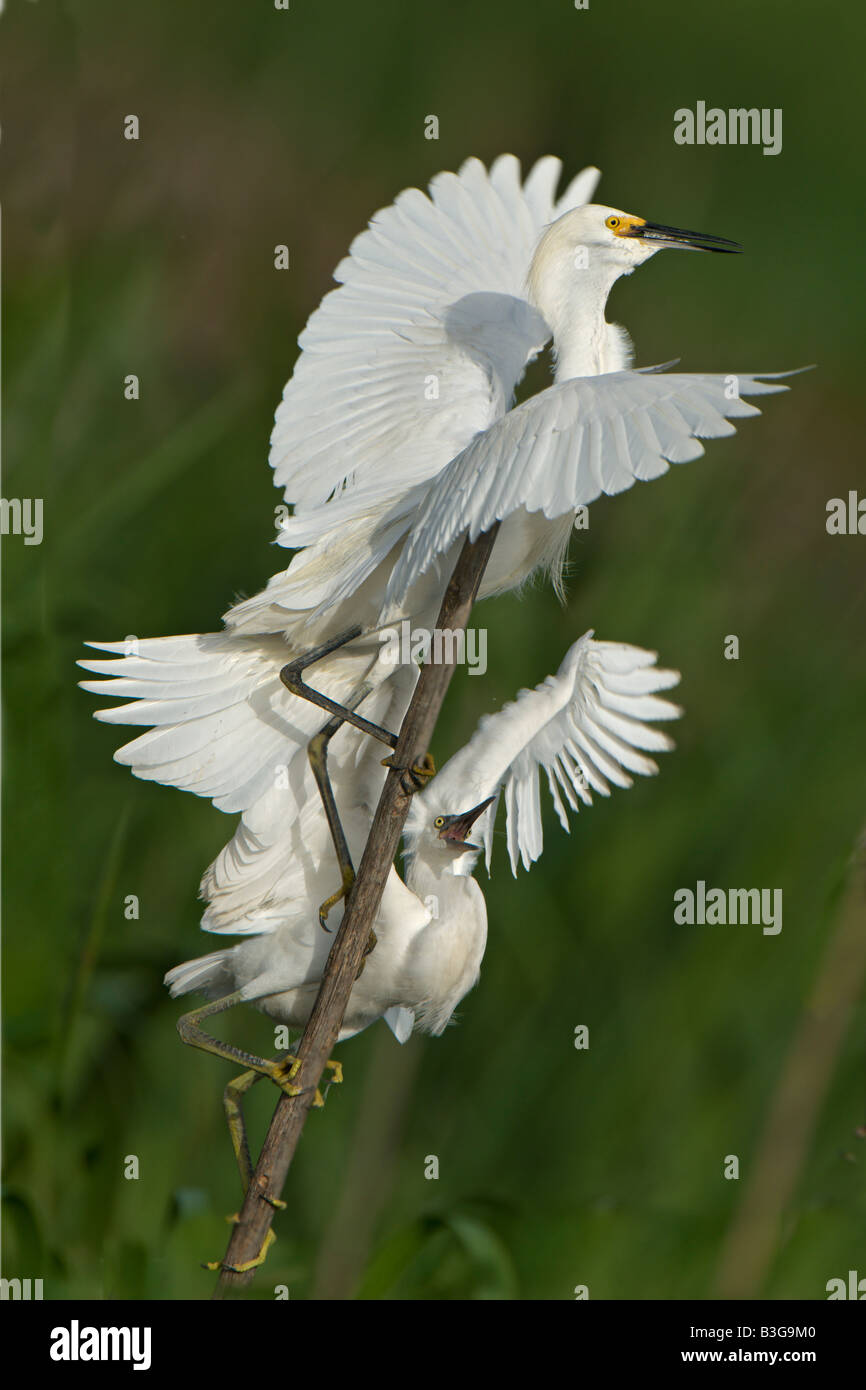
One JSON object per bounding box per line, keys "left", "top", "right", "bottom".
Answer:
{"left": 418, "top": 632, "right": 682, "bottom": 875}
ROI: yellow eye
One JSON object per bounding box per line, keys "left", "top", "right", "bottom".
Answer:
{"left": 434, "top": 816, "right": 445, "bottom": 828}
{"left": 605, "top": 215, "right": 620, "bottom": 230}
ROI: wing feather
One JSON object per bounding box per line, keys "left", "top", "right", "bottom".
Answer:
{"left": 386, "top": 369, "right": 798, "bottom": 606}
{"left": 78, "top": 633, "right": 381, "bottom": 814}
{"left": 270, "top": 156, "right": 600, "bottom": 522}
{"left": 429, "top": 632, "right": 682, "bottom": 875}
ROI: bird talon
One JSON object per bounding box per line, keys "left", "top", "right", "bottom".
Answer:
{"left": 204, "top": 1228, "right": 277, "bottom": 1274}
{"left": 267, "top": 1054, "right": 306, "bottom": 1099}
{"left": 381, "top": 751, "right": 436, "bottom": 795}
{"left": 318, "top": 866, "right": 356, "bottom": 929}
{"left": 271, "top": 1054, "right": 343, "bottom": 1108}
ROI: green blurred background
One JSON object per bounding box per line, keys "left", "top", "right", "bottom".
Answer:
{"left": 3, "top": 0, "right": 864, "bottom": 1300}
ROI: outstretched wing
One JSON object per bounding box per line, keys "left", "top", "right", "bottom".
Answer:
{"left": 270, "top": 154, "right": 601, "bottom": 532}
{"left": 77, "top": 632, "right": 394, "bottom": 816}
{"left": 385, "top": 369, "right": 798, "bottom": 607}
{"left": 434, "top": 632, "right": 682, "bottom": 874}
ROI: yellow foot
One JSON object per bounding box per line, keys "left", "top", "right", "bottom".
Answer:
{"left": 204, "top": 1223, "right": 277, "bottom": 1273}
{"left": 381, "top": 751, "right": 436, "bottom": 794}
{"left": 318, "top": 865, "right": 356, "bottom": 928}
{"left": 272, "top": 1055, "right": 343, "bottom": 1108}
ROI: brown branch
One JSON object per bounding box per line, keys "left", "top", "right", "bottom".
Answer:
{"left": 213, "top": 524, "right": 500, "bottom": 1296}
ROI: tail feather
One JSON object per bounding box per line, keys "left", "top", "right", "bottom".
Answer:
{"left": 164, "top": 948, "right": 233, "bottom": 999}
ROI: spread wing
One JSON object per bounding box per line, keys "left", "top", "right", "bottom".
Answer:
{"left": 77, "top": 633, "right": 409, "bottom": 816}
{"left": 385, "top": 369, "right": 798, "bottom": 608}
{"left": 270, "top": 154, "right": 601, "bottom": 536}
{"left": 433, "top": 632, "right": 682, "bottom": 875}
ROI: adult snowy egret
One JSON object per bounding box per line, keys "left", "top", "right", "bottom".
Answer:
{"left": 161, "top": 632, "right": 680, "bottom": 1187}
{"left": 80, "top": 156, "right": 792, "bottom": 852}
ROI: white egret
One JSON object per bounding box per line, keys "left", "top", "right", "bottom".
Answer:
{"left": 161, "top": 632, "right": 680, "bottom": 1187}
{"left": 79, "top": 155, "right": 791, "bottom": 844}
{"left": 79, "top": 158, "right": 593, "bottom": 816}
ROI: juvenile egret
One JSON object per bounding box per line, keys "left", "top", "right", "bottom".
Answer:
{"left": 80, "top": 156, "right": 792, "bottom": 848}
{"left": 162, "top": 632, "right": 680, "bottom": 1185}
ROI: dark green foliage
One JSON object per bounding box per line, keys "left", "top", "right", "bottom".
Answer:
{"left": 3, "top": 0, "right": 864, "bottom": 1300}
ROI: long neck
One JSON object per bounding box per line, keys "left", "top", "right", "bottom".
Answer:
{"left": 405, "top": 850, "right": 476, "bottom": 906}
{"left": 529, "top": 242, "right": 623, "bottom": 381}
{"left": 549, "top": 267, "right": 623, "bottom": 381}
{"left": 404, "top": 848, "right": 485, "bottom": 942}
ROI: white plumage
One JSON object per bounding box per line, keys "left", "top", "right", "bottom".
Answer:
{"left": 384, "top": 367, "right": 791, "bottom": 610}
{"left": 421, "top": 631, "right": 682, "bottom": 876}
{"left": 79, "top": 632, "right": 378, "bottom": 814}
{"left": 162, "top": 634, "right": 681, "bottom": 1043}
{"left": 80, "top": 155, "right": 793, "bottom": 841}
{"left": 268, "top": 155, "right": 599, "bottom": 515}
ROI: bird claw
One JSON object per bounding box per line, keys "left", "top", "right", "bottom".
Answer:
{"left": 381, "top": 751, "right": 437, "bottom": 795}
{"left": 204, "top": 1225, "right": 277, "bottom": 1274}
{"left": 318, "top": 865, "right": 356, "bottom": 929}
{"left": 272, "top": 1055, "right": 343, "bottom": 1109}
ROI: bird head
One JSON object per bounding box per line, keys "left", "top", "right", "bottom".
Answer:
{"left": 527, "top": 203, "right": 741, "bottom": 377}
{"left": 403, "top": 795, "right": 496, "bottom": 875}
{"left": 529, "top": 203, "right": 740, "bottom": 285}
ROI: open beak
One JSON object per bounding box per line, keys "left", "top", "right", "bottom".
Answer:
{"left": 623, "top": 220, "right": 742, "bottom": 254}
{"left": 437, "top": 796, "right": 496, "bottom": 851}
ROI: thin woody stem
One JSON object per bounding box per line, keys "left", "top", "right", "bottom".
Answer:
{"left": 212, "top": 524, "right": 500, "bottom": 1296}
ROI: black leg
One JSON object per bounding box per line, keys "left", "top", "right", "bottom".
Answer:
{"left": 280, "top": 625, "right": 398, "bottom": 750}
{"left": 286, "top": 629, "right": 438, "bottom": 928}
{"left": 307, "top": 683, "right": 372, "bottom": 928}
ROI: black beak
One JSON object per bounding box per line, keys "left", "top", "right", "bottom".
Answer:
{"left": 625, "top": 220, "right": 742, "bottom": 254}
{"left": 438, "top": 796, "right": 497, "bottom": 850}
